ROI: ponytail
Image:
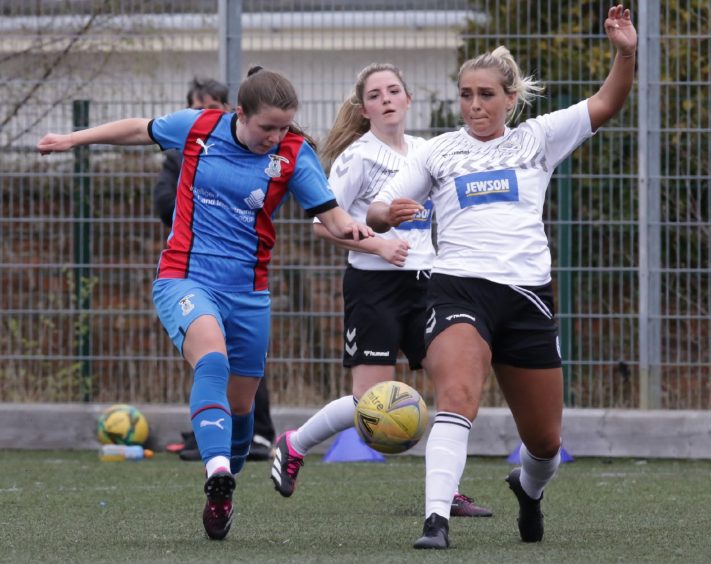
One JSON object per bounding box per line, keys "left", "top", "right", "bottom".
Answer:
{"left": 319, "top": 95, "right": 369, "bottom": 173}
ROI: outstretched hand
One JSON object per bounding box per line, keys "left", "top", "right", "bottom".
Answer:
{"left": 37, "top": 133, "right": 73, "bottom": 155}
{"left": 604, "top": 5, "right": 636, "bottom": 56}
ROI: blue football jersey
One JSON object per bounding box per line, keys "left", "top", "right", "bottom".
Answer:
{"left": 148, "top": 109, "right": 336, "bottom": 291}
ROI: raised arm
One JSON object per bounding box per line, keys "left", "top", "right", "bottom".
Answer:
{"left": 587, "top": 5, "right": 637, "bottom": 132}
{"left": 37, "top": 118, "right": 152, "bottom": 154}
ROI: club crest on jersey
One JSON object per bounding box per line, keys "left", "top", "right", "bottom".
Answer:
{"left": 178, "top": 294, "right": 195, "bottom": 316}
{"left": 395, "top": 199, "right": 434, "bottom": 231}
{"left": 264, "top": 154, "right": 290, "bottom": 178}
{"left": 454, "top": 169, "right": 519, "bottom": 207}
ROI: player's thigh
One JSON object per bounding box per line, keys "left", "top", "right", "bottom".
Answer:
{"left": 152, "top": 279, "right": 227, "bottom": 366}
{"left": 222, "top": 290, "right": 271, "bottom": 377}
{"left": 351, "top": 364, "right": 397, "bottom": 397}
{"left": 424, "top": 323, "right": 492, "bottom": 420}
{"left": 399, "top": 273, "right": 429, "bottom": 370}
{"left": 342, "top": 268, "right": 403, "bottom": 367}
{"left": 494, "top": 363, "right": 562, "bottom": 458}
{"left": 183, "top": 315, "right": 228, "bottom": 365}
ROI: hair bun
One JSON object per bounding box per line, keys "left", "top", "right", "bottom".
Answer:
{"left": 247, "top": 66, "right": 264, "bottom": 77}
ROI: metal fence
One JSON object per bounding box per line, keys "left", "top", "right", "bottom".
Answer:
{"left": 0, "top": 0, "right": 709, "bottom": 409}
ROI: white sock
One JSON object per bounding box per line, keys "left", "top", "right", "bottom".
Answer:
{"left": 425, "top": 412, "right": 472, "bottom": 520}
{"left": 519, "top": 442, "right": 561, "bottom": 500}
{"left": 205, "top": 455, "right": 231, "bottom": 478}
{"left": 290, "top": 395, "right": 357, "bottom": 455}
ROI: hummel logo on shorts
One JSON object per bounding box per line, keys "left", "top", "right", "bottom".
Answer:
{"left": 446, "top": 313, "right": 476, "bottom": 323}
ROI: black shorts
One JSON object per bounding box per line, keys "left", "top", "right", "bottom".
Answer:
{"left": 424, "top": 274, "right": 562, "bottom": 369}
{"left": 342, "top": 266, "right": 429, "bottom": 370}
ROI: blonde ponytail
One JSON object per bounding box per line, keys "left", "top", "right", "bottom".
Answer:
{"left": 319, "top": 95, "right": 369, "bottom": 174}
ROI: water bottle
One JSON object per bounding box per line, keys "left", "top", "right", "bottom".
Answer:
{"left": 99, "top": 444, "right": 154, "bottom": 461}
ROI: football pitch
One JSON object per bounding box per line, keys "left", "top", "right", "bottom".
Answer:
{"left": 1, "top": 452, "right": 710, "bottom": 563}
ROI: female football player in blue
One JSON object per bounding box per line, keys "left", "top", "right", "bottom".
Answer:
{"left": 37, "top": 67, "right": 373, "bottom": 541}
{"left": 367, "top": 5, "right": 636, "bottom": 549}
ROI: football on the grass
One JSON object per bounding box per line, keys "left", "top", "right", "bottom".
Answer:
{"left": 97, "top": 404, "right": 149, "bottom": 445}
{"left": 354, "top": 381, "right": 428, "bottom": 454}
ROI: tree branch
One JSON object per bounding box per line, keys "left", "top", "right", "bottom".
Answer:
{"left": 0, "top": 7, "right": 109, "bottom": 132}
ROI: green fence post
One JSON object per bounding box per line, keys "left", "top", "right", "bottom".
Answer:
{"left": 73, "top": 100, "right": 91, "bottom": 401}
{"left": 556, "top": 96, "right": 572, "bottom": 406}
{"left": 558, "top": 156, "right": 572, "bottom": 405}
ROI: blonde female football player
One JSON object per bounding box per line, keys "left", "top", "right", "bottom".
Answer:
{"left": 270, "top": 62, "right": 491, "bottom": 518}
{"left": 367, "top": 5, "right": 637, "bottom": 549}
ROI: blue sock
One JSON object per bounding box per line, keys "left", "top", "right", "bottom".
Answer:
{"left": 189, "top": 352, "right": 232, "bottom": 465}
{"left": 230, "top": 404, "right": 255, "bottom": 475}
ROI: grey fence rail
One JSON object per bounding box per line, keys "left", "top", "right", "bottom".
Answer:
{"left": 0, "top": 0, "right": 709, "bottom": 409}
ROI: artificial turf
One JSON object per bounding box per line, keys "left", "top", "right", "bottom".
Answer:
{"left": 1, "top": 451, "right": 710, "bottom": 563}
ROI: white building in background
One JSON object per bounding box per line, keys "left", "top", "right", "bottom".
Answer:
{"left": 1, "top": 3, "right": 480, "bottom": 143}
{"left": 233, "top": 9, "right": 476, "bottom": 138}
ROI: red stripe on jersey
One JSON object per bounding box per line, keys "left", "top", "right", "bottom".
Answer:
{"left": 253, "top": 133, "right": 305, "bottom": 291}
{"left": 157, "top": 110, "right": 223, "bottom": 279}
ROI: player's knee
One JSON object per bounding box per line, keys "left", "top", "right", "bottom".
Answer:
{"left": 523, "top": 435, "right": 561, "bottom": 460}
{"left": 229, "top": 398, "right": 255, "bottom": 416}
{"left": 189, "top": 352, "right": 230, "bottom": 413}
{"left": 436, "top": 382, "right": 480, "bottom": 420}
{"left": 194, "top": 351, "right": 229, "bottom": 378}
{"left": 183, "top": 317, "right": 226, "bottom": 365}
{"left": 351, "top": 368, "right": 393, "bottom": 397}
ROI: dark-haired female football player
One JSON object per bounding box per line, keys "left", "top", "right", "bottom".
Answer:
{"left": 38, "top": 66, "right": 373, "bottom": 541}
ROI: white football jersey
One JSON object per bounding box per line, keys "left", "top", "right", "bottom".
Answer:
{"left": 326, "top": 130, "right": 435, "bottom": 271}
{"left": 374, "top": 99, "right": 593, "bottom": 285}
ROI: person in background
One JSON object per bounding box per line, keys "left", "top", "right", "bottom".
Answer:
{"left": 269, "top": 63, "right": 491, "bottom": 518}
{"left": 153, "top": 78, "right": 231, "bottom": 228}
{"left": 154, "top": 77, "right": 275, "bottom": 462}
{"left": 367, "top": 4, "right": 637, "bottom": 549}
{"left": 38, "top": 66, "right": 373, "bottom": 541}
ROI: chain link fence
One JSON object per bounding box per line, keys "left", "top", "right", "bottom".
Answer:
{"left": 1, "top": 0, "right": 709, "bottom": 409}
